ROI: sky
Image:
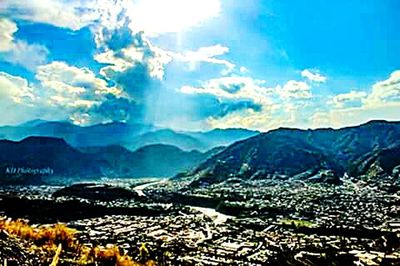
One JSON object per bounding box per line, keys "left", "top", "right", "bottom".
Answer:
{"left": 0, "top": 0, "right": 399, "bottom": 131}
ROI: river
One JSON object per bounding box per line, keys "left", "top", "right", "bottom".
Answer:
{"left": 133, "top": 178, "right": 168, "bottom": 196}
{"left": 132, "top": 179, "right": 233, "bottom": 224}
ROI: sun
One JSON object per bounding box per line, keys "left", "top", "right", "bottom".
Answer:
{"left": 129, "top": 0, "right": 221, "bottom": 36}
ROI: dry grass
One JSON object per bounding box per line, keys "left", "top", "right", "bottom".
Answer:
{"left": 0, "top": 217, "right": 157, "bottom": 265}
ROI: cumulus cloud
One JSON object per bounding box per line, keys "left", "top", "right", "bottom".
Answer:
{"left": 331, "top": 90, "right": 367, "bottom": 108}
{"left": 92, "top": 8, "right": 172, "bottom": 106}
{"left": 1, "top": 0, "right": 233, "bottom": 128}
{"left": 206, "top": 71, "right": 400, "bottom": 131}
{"left": 91, "top": 0, "right": 225, "bottom": 81}
{"left": 92, "top": 0, "right": 134, "bottom": 48}
{"left": 178, "top": 76, "right": 282, "bottom": 130}
{"left": 365, "top": 70, "right": 400, "bottom": 106}
{"left": 0, "top": 61, "right": 146, "bottom": 125}
{"left": 0, "top": 72, "right": 39, "bottom": 125}
{"left": 3, "top": 41, "right": 49, "bottom": 70}
{"left": 207, "top": 108, "right": 279, "bottom": 130}
{"left": 68, "top": 94, "right": 143, "bottom": 125}
{"left": 278, "top": 80, "right": 312, "bottom": 99}
{"left": 172, "top": 44, "right": 235, "bottom": 75}
{"left": 309, "top": 70, "right": 400, "bottom": 129}
{"left": 0, "top": 18, "right": 48, "bottom": 70}
{"left": 179, "top": 76, "right": 317, "bottom": 130}
{"left": 0, "top": 0, "right": 172, "bottom": 126}
{"left": 0, "top": 0, "right": 99, "bottom": 31}
{"left": 301, "top": 69, "right": 327, "bottom": 83}
{"left": 0, "top": 17, "right": 17, "bottom": 51}
{"left": 95, "top": 36, "right": 172, "bottom": 81}
{"left": 0, "top": 71, "right": 35, "bottom": 104}
{"left": 90, "top": 0, "right": 241, "bottom": 127}
{"left": 180, "top": 76, "right": 275, "bottom": 106}
{"left": 35, "top": 61, "right": 121, "bottom": 109}
{"left": 309, "top": 103, "right": 400, "bottom": 129}
{"left": 32, "top": 61, "right": 148, "bottom": 124}
{"left": 1, "top": 0, "right": 221, "bottom": 35}
{"left": 11, "top": 0, "right": 399, "bottom": 132}
{"left": 36, "top": 61, "right": 121, "bottom": 96}
{"left": 0, "top": 62, "right": 146, "bottom": 125}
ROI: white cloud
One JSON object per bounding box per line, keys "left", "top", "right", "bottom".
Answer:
{"left": 1, "top": 0, "right": 221, "bottom": 34}
{"left": 239, "top": 66, "right": 249, "bottom": 73}
{"left": 365, "top": 70, "right": 400, "bottom": 106}
{"left": 309, "top": 70, "right": 400, "bottom": 129}
{"left": 3, "top": 41, "right": 48, "bottom": 70}
{"left": 301, "top": 69, "right": 327, "bottom": 83}
{"left": 0, "top": 18, "right": 17, "bottom": 52}
{"left": 331, "top": 90, "right": 367, "bottom": 108}
{"left": 95, "top": 38, "right": 172, "bottom": 80}
{"left": 7, "top": 0, "right": 400, "bottom": 131}
{"left": 0, "top": 18, "right": 48, "bottom": 70}
{"left": 207, "top": 109, "right": 272, "bottom": 130}
{"left": 2, "top": 0, "right": 224, "bottom": 83}
{"left": 0, "top": 0, "right": 99, "bottom": 31}
{"left": 278, "top": 80, "right": 312, "bottom": 99}
{"left": 0, "top": 71, "right": 35, "bottom": 104}
{"left": 180, "top": 77, "right": 317, "bottom": 130}
{"left": 33, "top": 61, "right": 128, "bottom": 124}
{"left": 36, "top": 61, "right": 122, "bottom": 108}
{"left": 171, "top": 44, "right": 235, "bottom": 75}
{"left": 180, "top": 76, "right": 275, "bottom": 106}
{"left": 206, "top": 102, "right": 302, "bottom": 131}
{"left": 0, "top": 72, "right": 39, "bottom": 125}
{"left": 310, "top": 103, "right": 400, "bottom": 129}
{"left": 91, "top": 3, "right": 173, "bottom": 81}
{"left": 91, "top": 0, "right": 133, "bottom": 47}
{"left": 0, "top": 61, "right": 140, "bottom": 125}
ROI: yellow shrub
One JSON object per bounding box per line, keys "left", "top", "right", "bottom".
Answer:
{"left": 0, "top": 217, "right": 157, "bottom": 265}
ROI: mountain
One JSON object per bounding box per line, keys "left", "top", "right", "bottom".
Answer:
{"left": 128, "top": 144, "right": 217, "bottom": 177}
{"left": 0, "top": 121, "right": 155, "bottom": 148}
{"left": 80, "top": 143, "right": 219, "bottom": 178}
{"left": 0, "top": 137, "right": 222, "bottom": 184}
{"left": 0, "top": 137, "right": 107, "bottom": 184}
{"left": 351, "top": 144, "right": 400, "bottom": 179}
{"left": 185, "top": 128, "right": 260, "bottom": 151}
{"left": 186, "top": 120, "right": 400, "bottom": 186}
{"left": 0, "top": 120, "right": 258, "bottom": 152}
{"left": 127, "top": 129, "right": 206, "bottom": 151}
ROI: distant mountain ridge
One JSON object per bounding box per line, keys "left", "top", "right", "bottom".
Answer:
{"left": 185, "top": 120, "right": 400, "bottom": 185}
{"left": 0, "top": 137, "right": 225, "bottom": 184}
{"left": 0, "top": 120, "right": 259, "bottom": 152}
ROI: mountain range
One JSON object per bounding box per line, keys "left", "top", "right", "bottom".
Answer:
{"left": 0, "top": 136, "right": 225, "bottom": 184}
{"left": 0, "top": 120, "right": 258, "bottom": 152}
{"left": 2, "top": 120, "right": 400, "bottom": 185}
{"left": 186, "top": 120, "right": 400, "bottom": 186}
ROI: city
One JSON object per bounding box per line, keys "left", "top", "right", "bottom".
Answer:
{"left": 1, "top": 171, "right": 400, "bottom": 265}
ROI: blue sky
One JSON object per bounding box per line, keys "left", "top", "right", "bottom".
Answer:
{"left": 0, "top": 0, "right": 399, "bottom": 130}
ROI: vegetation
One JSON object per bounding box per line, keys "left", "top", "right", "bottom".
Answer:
{"left": 0, "top": 217, "right": 156, "bottom": 265}
{"left": 280, "top": 218, "right": 316, "bottom": 228}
